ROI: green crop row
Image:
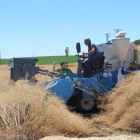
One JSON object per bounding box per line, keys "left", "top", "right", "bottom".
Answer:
{"left": 1, "top": 55, "right": 78, "bottom": 65}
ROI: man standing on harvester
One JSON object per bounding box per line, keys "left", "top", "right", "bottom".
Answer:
{"left": 82, "top": 38, "right": 99, "bottom": 77}
{"left": 121, "top": 61, "right": 139, "bottom": 75}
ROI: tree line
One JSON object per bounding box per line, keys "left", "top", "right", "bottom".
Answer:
{"left": 133, "top": 39, "right": 140, "bottom": 44}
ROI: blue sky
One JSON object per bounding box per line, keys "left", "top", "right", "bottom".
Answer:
{"left": 0, "top": 0, "right": 140, "bottom": 58}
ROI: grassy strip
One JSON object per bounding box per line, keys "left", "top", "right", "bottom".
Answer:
{"left": 1, "top": 55, "right": 78, "bottom": 65}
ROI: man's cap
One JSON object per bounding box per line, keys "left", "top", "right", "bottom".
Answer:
{"left": 60, "top": 61, "right": 66, "bottom": 65}
{"left": 130, "top": 61, "right": 138, "bottom": 65}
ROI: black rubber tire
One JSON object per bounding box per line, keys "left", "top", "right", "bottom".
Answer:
{"left": 74, "top": 93, "right": 97, "bottom": 114}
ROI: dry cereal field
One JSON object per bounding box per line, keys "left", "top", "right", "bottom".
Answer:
{"left": 0, "top": 64, "right": 140, "bottom": 140}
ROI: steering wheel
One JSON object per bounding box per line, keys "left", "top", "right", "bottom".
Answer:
{"left": 76, "top": 54, "right": 87, "bottom": 60}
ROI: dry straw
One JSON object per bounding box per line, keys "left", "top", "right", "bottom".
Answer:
{"left": 92, "top": 71, "right": 140, "bottom": 132}
{"left": 1, "top": 65, "right": 140, "bottom": 139}
{"left": 0, "top": 65, "right": 92, "bottom": 139}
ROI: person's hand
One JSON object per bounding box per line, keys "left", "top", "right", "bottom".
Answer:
{"left": 82, "top": 52, "right": 87, "bottom": 55}
{"left": 53, "top": 62, "right": 56, "bottom": 65}
{"left": 121, "top": 64, "right": 124, "bottom": 68}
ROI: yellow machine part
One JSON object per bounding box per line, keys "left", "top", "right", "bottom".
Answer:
{"left": 134, "top": 50, "right": 138, "bottom": 63}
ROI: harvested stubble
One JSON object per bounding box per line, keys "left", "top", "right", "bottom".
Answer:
{"left": 0, "top": 65, "right": 92, "bottom": 139}
{"left": 92, "top": 71, "right": 140, "bottom": 132}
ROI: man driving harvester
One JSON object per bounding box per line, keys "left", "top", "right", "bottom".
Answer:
{"left": 82, "top": 38, "right": 99, "bottom": 77}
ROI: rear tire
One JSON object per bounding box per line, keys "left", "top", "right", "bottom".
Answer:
{"left": 75, "top": 93, "right": 97, "bottom": 114}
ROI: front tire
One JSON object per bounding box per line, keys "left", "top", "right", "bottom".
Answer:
{"left": 75, "top": 93, "right": 97, "bottom": 114}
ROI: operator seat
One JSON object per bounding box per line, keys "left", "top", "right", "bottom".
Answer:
{"left": 90, "top": 52, "right": 105, "bottom": 72}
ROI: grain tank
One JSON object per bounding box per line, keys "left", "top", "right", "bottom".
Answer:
{"left": 112, "top": 31, "right": 130, "bottom": 66}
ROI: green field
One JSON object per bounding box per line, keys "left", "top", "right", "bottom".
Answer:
{"left": 1, "top": 55, "right": 78, "bottom": 65}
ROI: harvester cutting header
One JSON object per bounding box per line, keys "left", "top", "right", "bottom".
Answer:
{"left": 9, "top": 31, "right": 140, "bottom": 113}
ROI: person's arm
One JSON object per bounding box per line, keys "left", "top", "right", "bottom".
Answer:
{"left": 53, "top": 62, "right": 58, "bottom": 72}
{"left": 83, "top": 45, "right": 95, "bottom": 55}
{"left": 121, "top": 66, "right": 130, "bottom": 75}
{"left": 68, "top": 68, "right": 73, "bottom": 73}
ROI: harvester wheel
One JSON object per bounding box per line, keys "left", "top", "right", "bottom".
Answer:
{"left": 75, "top": 93, "right": 97, "bottom": 114}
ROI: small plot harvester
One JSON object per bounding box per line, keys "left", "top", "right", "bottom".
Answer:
{"left": 9, "top": 31, "right": 140, "bottom": 113}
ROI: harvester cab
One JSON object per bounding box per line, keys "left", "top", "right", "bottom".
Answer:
{"left": 75, "top": 42, "right": 108, "bottom": 78}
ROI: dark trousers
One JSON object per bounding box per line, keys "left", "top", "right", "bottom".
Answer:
{"left": 83, "top": 58, "right": 99, "bottom": 74}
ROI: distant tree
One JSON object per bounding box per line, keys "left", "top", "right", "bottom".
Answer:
{"left": 133, "top": 39, "right": 140, "bottom": 44}
{"left": 107, "top": 41, "right": 112, "bottom": 44}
